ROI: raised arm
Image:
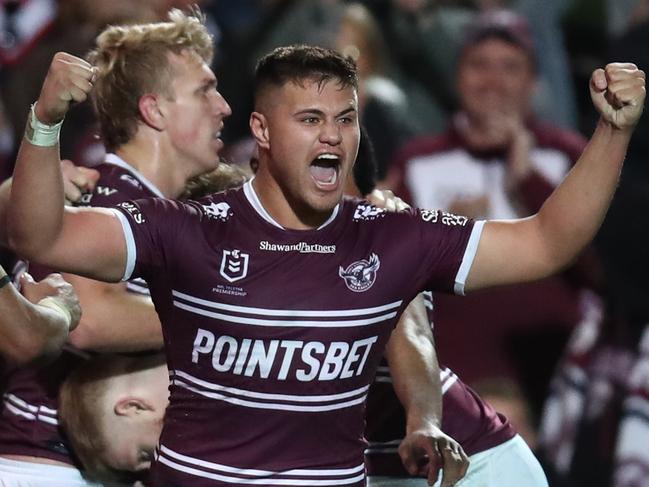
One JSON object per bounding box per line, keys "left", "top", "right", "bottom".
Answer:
{"left": 0, "top": 159, "right": 99, "bottom": 246}
{"left": 0, "top": 269, "right": 80, "bottom": 364}
{"left": 466, "top": 63, "right": 646, "bottom": 292}
{"left": 386, "top": 295, "right": 469, "bottom": 486}
{"left": 7, "top": 52, "right": 125, "bottom": 281}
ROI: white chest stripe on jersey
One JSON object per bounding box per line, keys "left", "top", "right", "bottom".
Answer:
{"left": 156, "top": 444, "right": 365, "bottom": 485}
{"left": 2, "top": 393, "right": 58, "bottom": 426}
{"left": 170, "top": 369, "right": 369, "bottom": 412}
{"left": 172, "top": 290, "right": 402, "bottom": 327}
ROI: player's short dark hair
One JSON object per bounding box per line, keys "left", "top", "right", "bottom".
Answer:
{"left": 253, "top": 45, "right": 358, "bottom": 107}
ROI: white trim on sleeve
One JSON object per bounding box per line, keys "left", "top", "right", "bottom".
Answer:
{"left": 454, "top": 220, "right": 485, "bottom": 296}
{"left": 108, "top": 208, "right": 137, "bottom": 281}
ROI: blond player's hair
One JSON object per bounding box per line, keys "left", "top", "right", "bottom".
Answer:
{"left": 87, "top": 8, "right": 214, "bottom": 151}
{"left": 59, "top": 355, "right": 131, "bottom": 482}
{"left": 182, "top": 162, "right": 252, "bottom": 200}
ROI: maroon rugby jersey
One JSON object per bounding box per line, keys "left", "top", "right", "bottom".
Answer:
{"left": 112, "top": 180, "right": 484, "bottom": 486}
{"left": 0, "top": 154, "right": 161, "bottom": 464}
{"left": 364, "top": 294, "right": 516, "bottom": 477}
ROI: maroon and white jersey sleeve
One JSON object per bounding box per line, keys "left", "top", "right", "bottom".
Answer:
{"left": 381, "top": 207, "right": 484, "bottom": 296}
{"left": 110, "top": 183, "right": 483, "bottom": 487}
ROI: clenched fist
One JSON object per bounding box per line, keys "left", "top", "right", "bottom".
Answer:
{"left": 590, "top": 63, "right": 646, "bottom": 130}
{"left": 21, "top": 272, "right": 81, "bottom": 332}
{"left": 35, "top": 52, "right": 96, "bottom": 124}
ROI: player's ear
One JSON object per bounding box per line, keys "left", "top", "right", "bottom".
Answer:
{"left": 139, "top": 94, "right": 165, "bottom": 131}
{"left": 250, "top": 112, "right": 270, "bottom": 150}
{"left": 115, "top": 397, "right": 152, "bottom": 417}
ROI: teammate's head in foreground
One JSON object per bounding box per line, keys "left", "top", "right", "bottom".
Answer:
{"left": 249, "top": 45, "right": 361, "bottom": 229}
{"left": 88, "top": 8, "right": 231, "bottom": 178}
{"left": 59, "top": 353, "right": 168, "bottom": 482}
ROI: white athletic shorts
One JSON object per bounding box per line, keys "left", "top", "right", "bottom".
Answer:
{"left": 368, "top": 434, "right": 549, "bottom": 487}
{"left": 0, "top": 457, "right": 106, "bottom": 486}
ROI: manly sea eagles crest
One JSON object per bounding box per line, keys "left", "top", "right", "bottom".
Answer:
{"left": 339, "top": 253, "right": 381, "bottom": 292}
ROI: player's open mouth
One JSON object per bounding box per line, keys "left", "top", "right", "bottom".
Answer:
{"left": 310, "top": 153, "right": 340, "bottom": 190}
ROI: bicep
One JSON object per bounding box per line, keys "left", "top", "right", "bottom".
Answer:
{"left": 464, "top": 216, "right": 556, "bottom": 292}
{"left": 43, "top": 207, "right": 127, "bottom": 282}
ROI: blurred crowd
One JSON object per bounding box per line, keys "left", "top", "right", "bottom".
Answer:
{"left": 0, "top": 0, "right": 648, "bottom": 486}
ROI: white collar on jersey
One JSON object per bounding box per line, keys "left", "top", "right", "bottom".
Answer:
{"left": 104, "top": 153, "right": 165, "bottom": 198}
{"left": 243, "top": 178, "right": 340, "bottom": 230}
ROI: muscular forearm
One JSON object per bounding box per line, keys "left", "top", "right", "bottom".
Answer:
{"left": 9, "top": 52, "right": 96, "bottom": 264}
{"left": 466, "top": 64, "right": 644, "bottom": 292}
{"left": 65, "top": 275, "right": 163, "bottom": 352}
{"left": 8, "top": 138, "right": 66, "bottom": 259}
{"left": 535, "top": 120, "right": 629, "bottom": 271}
{"left": 387, "top": 296, "right": 469, "bottom": 484}
{"left": 467, "top": 121, "right": 633, "bottom": 291}
{"left": 386, "top": 295, "right": 442, "bottom": 431}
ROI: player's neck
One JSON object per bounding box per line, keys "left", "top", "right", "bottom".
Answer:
{"left": 114, "top": 141, "right": 186, "bottom": 199}
{"left": 251, "top": 174, "right": 333, "bottom": 230}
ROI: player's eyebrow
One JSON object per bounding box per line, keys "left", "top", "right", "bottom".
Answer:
{"left": 293, "top": 107, "right": 357, "bottom": 117}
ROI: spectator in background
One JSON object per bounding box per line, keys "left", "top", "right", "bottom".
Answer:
{"left": 360, "top": 0, "right": 579, "bottom": 134}
{"left": 334, "top": 3, "right": 419, "bottom": 179}
{"left": 386, "top": 9, "right": 590, "bottom": 419}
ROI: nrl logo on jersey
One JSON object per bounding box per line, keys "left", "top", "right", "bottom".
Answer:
{"left": 339, "top": 253, "right": 381, "bottom": 292}
{"left": 353, "top": 204, "right": 386, "bottom": 221}
{"left": 220, "top": 249, "right": 249, "bottom": 283}
{"left": 202, "top": 202, "right": 232, "bottom": 221}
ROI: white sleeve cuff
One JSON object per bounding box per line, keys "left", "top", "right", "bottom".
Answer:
{"left": 454, "top": 220, "right": 485, "bottom": 296}
{"left": 108, "top": 208, "right": 137, "bottom": 281}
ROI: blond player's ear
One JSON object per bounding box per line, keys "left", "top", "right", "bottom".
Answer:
{"left": 115, "top": 397, "right": 151, "bottom": 417}
{"left": 138, "top": 94, "right": 165, "bottom": 131}
{"left": 250, "top": 112, "right": 270, "bottom": 149}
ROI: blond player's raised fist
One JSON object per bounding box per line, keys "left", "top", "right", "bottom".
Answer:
{"left": 590, "top": 62, "right": 646, "bottom": 131}
{"left": 35, "top": 52, "right": 96, "bottom": 124}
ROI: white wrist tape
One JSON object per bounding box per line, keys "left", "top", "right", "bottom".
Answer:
{"left": 24, "top": 103, "right": 64, "bottom": 147}
{"left": 37, "top": 296, "right": 73, "bottom": 331}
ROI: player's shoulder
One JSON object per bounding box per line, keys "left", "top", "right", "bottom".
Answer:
{"left": 342, "top": 197, "right": 470, "bottom": 229}
{"left": 95, "top": 162, "right": 143, "bottom": 189}
{"left": 182, "top": 186, "right": 244, "bottom": 224}
{"left": 82, "top": 157, "right": 161, "bottom": 208}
